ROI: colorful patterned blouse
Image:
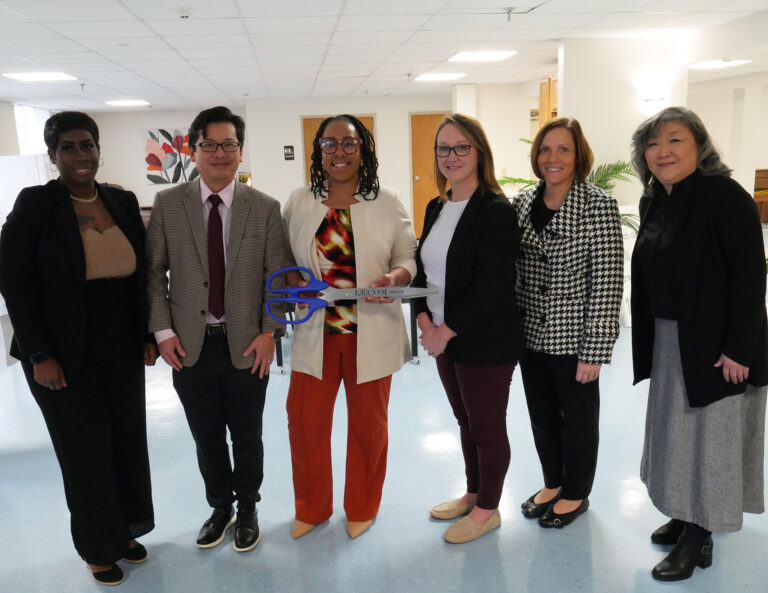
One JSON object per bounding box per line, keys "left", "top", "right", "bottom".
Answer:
{"left": 315, "top": 208, "right": 357, "bottom": 333}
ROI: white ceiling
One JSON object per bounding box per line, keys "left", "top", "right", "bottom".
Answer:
{"left": 0, "top": 0, "right": 767, "bottom": 112}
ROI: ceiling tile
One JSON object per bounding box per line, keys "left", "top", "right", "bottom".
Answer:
{"left": 45, "top": 20, "right": 155, "bottom": 38}
{"left": 236, "top": 0, "right": 344, "bottom": 18}
{"left": 250, "top": 32, "right": 332, "bottom": 46}
{"left": 332, "top": 31, "right": 413, "bottom": 44}
{"left": 243, "top": 17, "right": 337, "bottom": 34}
{"left": 0, "top": 0, "right": 135, "bottom": 21}
{"left": 166, "top": 35, "right": 250, "bottom": 50}
{"left": 342, "top": 0, "right": 445, "bottom": 16}
{"left": 77, "top": 37, "right": 169, "bottom": 52}
{"left": 120, "top": 0, "right": 242, "bottom": 20}
{"left": 149, "top": 18, "right": 245, "bottom": 36}
{"left": 336, "top": 15, "right": 430, "bottom": 31}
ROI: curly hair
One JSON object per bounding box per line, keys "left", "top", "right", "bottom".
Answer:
{"left": 631, "top": 106, "right": 732, "bottom": 190}
{"left": 309, "top": 115, "right": 379, "bottom": 200}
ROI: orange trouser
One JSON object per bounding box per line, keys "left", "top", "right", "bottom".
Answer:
{"left": 287, "top": 333, "right": 392, "bottom": 524}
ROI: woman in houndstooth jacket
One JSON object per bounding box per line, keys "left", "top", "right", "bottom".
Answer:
{"left": 513, "top": 117, "right": 623, "bottom": 529}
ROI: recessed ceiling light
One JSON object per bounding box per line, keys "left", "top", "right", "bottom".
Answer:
{"left": 449, "top": 51, "right": 516, "bottom": 62}
{"left": 2, "top": 72, "right": 76, "bottom": 82}
{"left": 105, "top": 99, "right": 150, "bottom": 107}
{"left": 688, "top": 59, "right": 751, "bottom": 70}
{"left": 415, "top": 73, "right": 466, "bottom": 82}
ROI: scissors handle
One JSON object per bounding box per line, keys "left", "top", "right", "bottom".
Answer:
{"left": 266, "top": 297, "right": 327, "bottom": 325}
{"left": 266, "top": 265, "right": 328, "bottom": 294}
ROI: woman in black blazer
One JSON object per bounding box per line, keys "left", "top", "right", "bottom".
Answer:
{"left": 513, "top": 118, "right": 623, "bottom": 529}
{"left": 630, "top": 106, "right": 768, "bottom": 581}
{"left": 0, "top": 112, "right": 157, "bottom": 586}
{"left": 413, "top": 113, "right": 524, "bottom": 544}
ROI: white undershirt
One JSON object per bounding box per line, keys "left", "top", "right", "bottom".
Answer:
{"left": 419, "top": 199, "right": 469, "bottom": 326}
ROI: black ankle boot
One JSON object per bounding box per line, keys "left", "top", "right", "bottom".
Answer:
{"left": 652, "top": 524, "right": 713, "bottom": 581}
{"left": 651, "top": 518, "right": 685, "bottom": 545}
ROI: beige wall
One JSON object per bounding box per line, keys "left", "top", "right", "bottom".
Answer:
{"left": 0, "top": 102, "right": 20, "bottom": 156}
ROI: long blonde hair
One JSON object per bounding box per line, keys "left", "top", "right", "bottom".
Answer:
{"left": 433, "top": 113, "right": 503, "bottom": 202}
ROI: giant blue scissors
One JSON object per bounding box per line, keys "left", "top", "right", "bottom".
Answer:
{"left": 266, "top": 266, "right": 437, "bottom": 325}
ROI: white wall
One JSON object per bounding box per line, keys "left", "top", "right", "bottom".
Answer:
{"left": 244, "top": 94, "right": 451, "bottom": 215}
{"left": 689, "top": 73, "right": 768, "bottom": 192}
{"left": 92, "top": 108, "right": 250, "bottom": 207}
{"left": 474, "top": 83, "right": 538, "bottom": 194}
{"left": 0, "top": 102, "right": 20, "bottom": 156}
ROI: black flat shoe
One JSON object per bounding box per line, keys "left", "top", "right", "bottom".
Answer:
{"left": 90, "top": 564, "right": 125, "bottom": 586}
{"left": 521, "top": 490, "right": 561, "bottom": 519}
{"left": 538, "top": 498, "right": 589, "bottom": 528}
{"left": 123, "top": 542, "right": 147, "bottom": 564}
{"left": 196, "top": 506, "right": 235, "bottom": 548}
{"left": 651, "top": 518, "right": 685, "bottom": 545}
{"left": 233, "top": 509, "right": 260, "bottom": 552}
{"left": 652, "top": 533, "right": 713, "bottom": 581}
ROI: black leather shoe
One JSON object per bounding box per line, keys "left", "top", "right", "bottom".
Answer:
{"left": 521, "top": 490, "right": 561, "bottom": 519}
{"left": 652, "top": 532, "right": 713, "bottom": 581}
{"left": 196, "top": 507, "right": 235, "bottom": 548}
{"left": 123, "top": 541, "right": 148, "bottom": 564}
{"left": 651, "top": 518, "right": 685, "bottom": 545}
{"left": 233, "top": 509, "right": 261, "bottom": 552}
{"left": 538, "top": 498, "right": 589, "bottom": 528}
{"left": 90, "top": 564, "right": 125, "bottom": 586}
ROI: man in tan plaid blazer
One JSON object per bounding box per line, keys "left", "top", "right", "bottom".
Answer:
{"left": 146, "top": 106, "right": 289, "bottom": 553}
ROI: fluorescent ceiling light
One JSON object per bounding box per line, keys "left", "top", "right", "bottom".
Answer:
{"left": 415, "top": 73, "right": 466, "bottom": 82}
{"left": 688, "top": 59, "right": 751, "bottom": 70}
{"left": 2, "top": 72, "right": 76, "bottom": 82}
{"left": 449, "top": 51, "right": 516, "bottom": 62}
{"left": 105, "top": 99, "right": 150, "bottom": 107}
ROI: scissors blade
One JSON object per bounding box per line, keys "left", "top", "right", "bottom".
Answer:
{"left": 320, "top": 286, "right": 438, "bottom": 302}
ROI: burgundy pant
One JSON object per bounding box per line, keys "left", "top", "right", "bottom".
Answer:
{"left": 435, "top": 355, "right": 516, "bottom": 509}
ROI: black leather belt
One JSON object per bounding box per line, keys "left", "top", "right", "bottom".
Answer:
{"left": 206, "top": 323, "right": 227, "bottom": 336}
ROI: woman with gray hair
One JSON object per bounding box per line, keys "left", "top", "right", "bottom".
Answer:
{"left": 630, "top": 106, "right": 768, "bottom": 581}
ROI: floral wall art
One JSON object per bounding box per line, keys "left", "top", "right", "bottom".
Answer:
{"left": 145, "top": 129, "right": 198, "bottom": 184}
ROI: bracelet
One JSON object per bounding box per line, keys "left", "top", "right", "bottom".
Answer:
{"left": 261, "top": 331, "right": 274, "bottom": 338}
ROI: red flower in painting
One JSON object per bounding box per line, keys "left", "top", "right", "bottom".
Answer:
{"left": 145, "top": 153, "right": 162, "bottom": 170}
{"left": 162, "top": 142, "right": 174, "bottom": 154}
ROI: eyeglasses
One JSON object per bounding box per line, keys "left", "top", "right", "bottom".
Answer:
{"left": 434, "top": 144, "right": 473, "bottom": 158}
{"left": 319, "top": 137, "right": 362, "bottom": 155}
{"left": 195, "top": 141, "right": 241, "bottom": 153}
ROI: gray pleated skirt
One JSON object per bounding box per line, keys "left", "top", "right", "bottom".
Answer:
{"left": 640, "top": 318, "right": 767, "bottom": 532}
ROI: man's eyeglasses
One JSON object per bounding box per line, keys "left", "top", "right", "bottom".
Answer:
{"left": 319, "top": 137, "right": 362, "bottom": 155}
{"left": 195, "top": 141, "right": 241, "bottom": 153}
{"left": 434, "top": 144, "right": 473, "bottom": 158}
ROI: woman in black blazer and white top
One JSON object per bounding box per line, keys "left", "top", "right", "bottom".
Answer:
{"left": 0, "top": 112, "right": 157, "bottom": 586}
{"left": 513, "top": 117, "right": 623, "bottom": 528}
{"left": 413, "top": 113, "right": 524, "bottom": 544}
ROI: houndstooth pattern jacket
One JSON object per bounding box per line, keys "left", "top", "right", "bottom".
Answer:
{"left": 513, "top": 180, "right": 624, "bottom": 364}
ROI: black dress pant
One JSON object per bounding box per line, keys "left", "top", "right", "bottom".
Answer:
{"left": 173, "top": 332, "right": 268, "bottom": 510}
{"left": 519, "top": 350, "right": 600, "bottom": 500}
{"left": 21, "top": 277, "right": 154, "bottom": 565}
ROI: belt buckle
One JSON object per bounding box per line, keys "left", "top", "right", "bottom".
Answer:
{"left": 206, "top": 323, "right": 226, "bottom": 336}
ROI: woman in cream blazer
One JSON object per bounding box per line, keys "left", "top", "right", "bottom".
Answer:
{"left": 282, "top": 115, "right": 416, "bottom": 541}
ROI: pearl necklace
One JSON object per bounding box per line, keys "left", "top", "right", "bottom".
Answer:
{"left": 70, "top": 190, "right": 99, "bottom": 204}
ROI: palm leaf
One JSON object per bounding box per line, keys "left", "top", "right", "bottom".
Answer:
{"left": 587, "top": 160, "right": 636, "bottom": 193}
{"left": 498, "top": 176, "right": 537, "bottom": 188}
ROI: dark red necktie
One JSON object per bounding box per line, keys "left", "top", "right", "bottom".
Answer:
{"left": 207, "top": 194, "right": 225, "bottom": 319}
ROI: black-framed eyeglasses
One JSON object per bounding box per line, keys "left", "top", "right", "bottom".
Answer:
{"left": 319, "top": 137, "right": 362, "bottom": 155}
{"left": 195, "top": 141, "right": 241, "bottom": 153}
{"left": 434, "top": 144, "right": 473, "bottom": 158}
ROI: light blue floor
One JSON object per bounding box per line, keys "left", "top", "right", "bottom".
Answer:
{"left": 1, "top": 322, "right": 766, "bottom": 593}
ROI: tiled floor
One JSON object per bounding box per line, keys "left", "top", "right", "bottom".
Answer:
{"left": 0, "top": 320, "right": 766, "bottom": 593}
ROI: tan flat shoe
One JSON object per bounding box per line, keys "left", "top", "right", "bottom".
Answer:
{"left": 291, "top": 519, "right": 315, "bottom": 539}
{"left": 430, "top": 498, "right": 474, "bottom": 520}
{"left": 347, "top": 519, "right": 374, "bottom": 539}
{"left": 444, "top": 510, "right": 501, "bottom": 544}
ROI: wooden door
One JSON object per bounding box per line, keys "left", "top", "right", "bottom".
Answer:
{"left": 301, "top": 116, "right": 375, "bottom": 185}
{"left": 410, "top": 113, "right": 447, "bottom": 238}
